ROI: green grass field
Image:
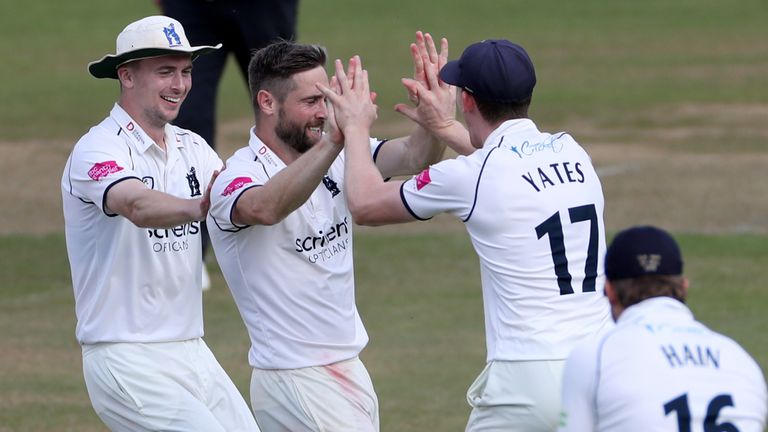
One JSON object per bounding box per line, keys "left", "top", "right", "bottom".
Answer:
{"left": 1, "top": 0, "right": 767, "bottom": 430}
{"left": 1, "top": 232, "right": 766, "bottom": 431}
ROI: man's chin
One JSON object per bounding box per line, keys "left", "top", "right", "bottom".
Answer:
{"left": 295, "top": 135, "right": 323, "bottom": 154}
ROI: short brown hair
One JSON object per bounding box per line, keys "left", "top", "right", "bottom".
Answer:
{"left": 247, "top": 41, "right": 326, "bottom": 113}
{"left": 474, "top": 96, "right": 531, "bottom": 124}
{"left": 611, "top": 275, "right": 687, "bottom": 309}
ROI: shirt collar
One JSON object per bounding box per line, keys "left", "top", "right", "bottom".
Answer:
{"left": 164, "top": 124, "right": 185, "bottom": 151}
{"left": 617, "top": 297, "right": 694, "bottom": 326}
{"left": 110, "top": 104, "right": 182, "bottom": 153}
{"left": 482, "top": 118, "right": 538, "bottom": 148}
{"left": 109, "top": 104, "right": 153, "bottom": 152}
{"left": 248, "top": 127, "right": 287, "bottom": 175}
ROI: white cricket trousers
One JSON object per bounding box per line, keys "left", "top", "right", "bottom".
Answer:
{"left": 465, "top": 359, "right": 566, "bottom": 432}
{"left": 250, "top": 356, "right": 379, "bottom": 432}
{"left": 82, "top": 339, "right": 259, "bottom": 432}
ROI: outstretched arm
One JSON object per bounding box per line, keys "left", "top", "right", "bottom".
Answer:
{"left": 384, "top": 31, "right": 473, "bottom": 168}
{"left": 319, "top": 57, "right": 415, "bottom": 226}
{"left": 107, "top": 167, "right": 221, "bottom": 228}
{"left": 232, "top": 136, "right": 343, "bottom": 226}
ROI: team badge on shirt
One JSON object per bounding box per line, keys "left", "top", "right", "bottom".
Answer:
{"left": 415, "top": 168, "right": 432, "bottom": 190}
{"left": 88, "top": 161, "right": 124, "bottom": 181}
{"left": 186, "top": 167, "right": 201, "bottom": 197}
{"left": 142, "top": 176, "right": 155, "bottom": 189}
{"left": 322, "top": 175, "right": 341, "bottom": 197}
{"left": 222, "top": 177, "right": 253, "bottom": 196}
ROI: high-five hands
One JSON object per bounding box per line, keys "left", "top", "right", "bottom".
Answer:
{"left": 395, "top": 31, "right": 457, "bottom": 135}
{"left": 317, "top": 55, "right": 378, "bottom": 139}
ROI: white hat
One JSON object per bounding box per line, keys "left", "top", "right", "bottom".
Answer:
{"left": 88, "top": 15, "right": 221, "bottom": 79}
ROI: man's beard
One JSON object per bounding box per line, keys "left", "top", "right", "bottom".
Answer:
{"left": 275, "top": 108, "right": 323, "bottom": 154}
{"left": 143, "top": 106, "right": 175, "bottom": 130}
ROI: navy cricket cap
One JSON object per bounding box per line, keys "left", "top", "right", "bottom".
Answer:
{"left": 439, "top": 39, "right": 536, "bottom": 103}
{"left": 605, "top": 226, "right": 684, "bottom": 280}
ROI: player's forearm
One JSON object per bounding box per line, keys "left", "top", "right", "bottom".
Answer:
{"left": 431, "top": 121, "right": 474, "bottom": 156}
{"left": 405, "top": 125, "right": 446, "bottom": 169}
{"left": 344, "top": 127, "right": 390, "bottom": 223}
{"left": 238, "top": 138, "right": 342, "bottom": 226}
{"left": 376, "top": 127, "right": 444, "bottom": 178}
{"left": 121, "top": 191, "right": 204, "bottom": 228}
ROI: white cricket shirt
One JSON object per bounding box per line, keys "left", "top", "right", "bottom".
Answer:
{"left": 401, "top": 119, "right": 613, "bottom": 361}
{"left": 559, "top": 297, "right": 767, "bottom": 431}
{"left": 62, "top": 104, "right": 222, "bottom": 344}
{"left": 208, "top": 129, "right": 383, "bottom": 369}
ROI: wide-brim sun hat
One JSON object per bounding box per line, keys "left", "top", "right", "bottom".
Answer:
{"left": 88, "top": 15, "right": 221, "bottom": 79}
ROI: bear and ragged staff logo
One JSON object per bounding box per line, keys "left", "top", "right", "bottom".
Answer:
{"left": 323, "top": 175, "right": 341, "bottom": 197}
{"left": 162, "top": 23, "right": 182, "bottom": 47}
{"left": 186, "top": 167, "right": 201, "bottom": 197}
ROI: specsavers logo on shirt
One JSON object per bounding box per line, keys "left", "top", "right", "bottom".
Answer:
{"left": 294, "top": 217, "right": 351, "bottom": 264}
{"left": 147, "top": 222, "right": 200, "bottom": 253}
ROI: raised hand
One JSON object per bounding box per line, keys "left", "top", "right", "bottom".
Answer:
{"left": 317, "top": 56, "right": 378, "bottom": 137}
{"left": 395, "top": 31, "right": 457, "bottom": 134}
{"left": 325, "top": 75, "right": 344, "bottom": 146}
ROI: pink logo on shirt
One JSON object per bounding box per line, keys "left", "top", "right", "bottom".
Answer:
{"left": 415, "top": 168, "right": 432, "bottom": 190}
{"left": 222, "top": 177, "right": 253, "bottom": 196}
{"left": 88, "top": 161, "right": 124, "bottom": 180}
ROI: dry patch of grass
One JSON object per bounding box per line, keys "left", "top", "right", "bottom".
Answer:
{"left": 2, "top": 102, "right": 765, "bottom": 235}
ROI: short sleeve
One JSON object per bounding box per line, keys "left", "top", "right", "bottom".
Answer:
{"left": 400, "top": 155, "right": 479, "bottom": 221}
{"left": 208, "top": 159, "right": 263, "bottom": 232}
{"left": 66, "top": 130, "right": 142, "bottom": 216}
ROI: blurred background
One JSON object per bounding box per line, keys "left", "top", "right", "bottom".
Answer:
{"left": 0, "top": 1, "right": 766, "bottom": 430}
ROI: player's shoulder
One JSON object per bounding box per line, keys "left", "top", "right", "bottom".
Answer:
{"left": 225, "top": 146, "right": 261, "bottom": 168}
{"left": 568, "top": 332, "right": 605, "bottom": 361}
{"left": 550, "top": 131, "right": 595, "bottom": 160}
{"left": 72, "top": 119, "right": 125, "bottom": 155}
{"left": 213, "top": 148, "right": 264, "bottom": 190}
{"left": 419, "top": 151, "right": 485, "bottom": 186}
{"left": 702, "top": 325, "right": 764, "bottom": 367}
{"left": 168, "top": 124, "right": 209, "bottom": 148}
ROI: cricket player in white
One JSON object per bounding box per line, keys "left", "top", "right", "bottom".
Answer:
{"left": 320, "top": 38, "right": 613, "bottom": 431}
{"left": 559, "top": 226, "right": 767, "bottom": 432}
{"left": 62, "top": 16, "right": 258, "bottom": 431}
{"left": 207, "top": 36, "right": 457, "bottom": 431}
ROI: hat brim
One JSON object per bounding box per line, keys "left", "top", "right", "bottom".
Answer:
{"left": 438, "top": 60, "right": 462, "bottom": 88}
{"left": 88, "top": 44, "right": 221, "bottom": 79}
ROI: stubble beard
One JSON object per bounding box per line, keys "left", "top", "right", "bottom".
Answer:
{"left": 275, "top": 108, "right": 323, "bottom": 154}
{"left": 143, "top": 105, "right": 176, "bottom": 130}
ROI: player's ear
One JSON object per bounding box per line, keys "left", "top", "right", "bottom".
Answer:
{"left": 116, "top": 65, "right": 133, "bottom": 88}
{"left": 257, "top": 90, "right": 276, "bottom": 115}
{"left": 680, "top": 277, "right": 690, "bottom": 300}
{"left": 460, "top": 90, "right": 475, "bottom": 113}
{"left": 604, "top": 280, "right": 624, "bottom": 321}
{"left": 604, "top": 280, "right": 617, "bottom": 304}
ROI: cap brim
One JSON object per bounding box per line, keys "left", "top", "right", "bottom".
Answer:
{"left": 88, "top": 44, "right": 221, "bottom": 79}
{"left": 438, "top": 60, "right": 462, "bottom": 87}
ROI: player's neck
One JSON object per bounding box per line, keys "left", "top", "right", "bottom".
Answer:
{"left": 118, "top": 101, "right": 167, "bottom": 152}
{"left": 254, "top": 120, "right": 301, "bottom": 165}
